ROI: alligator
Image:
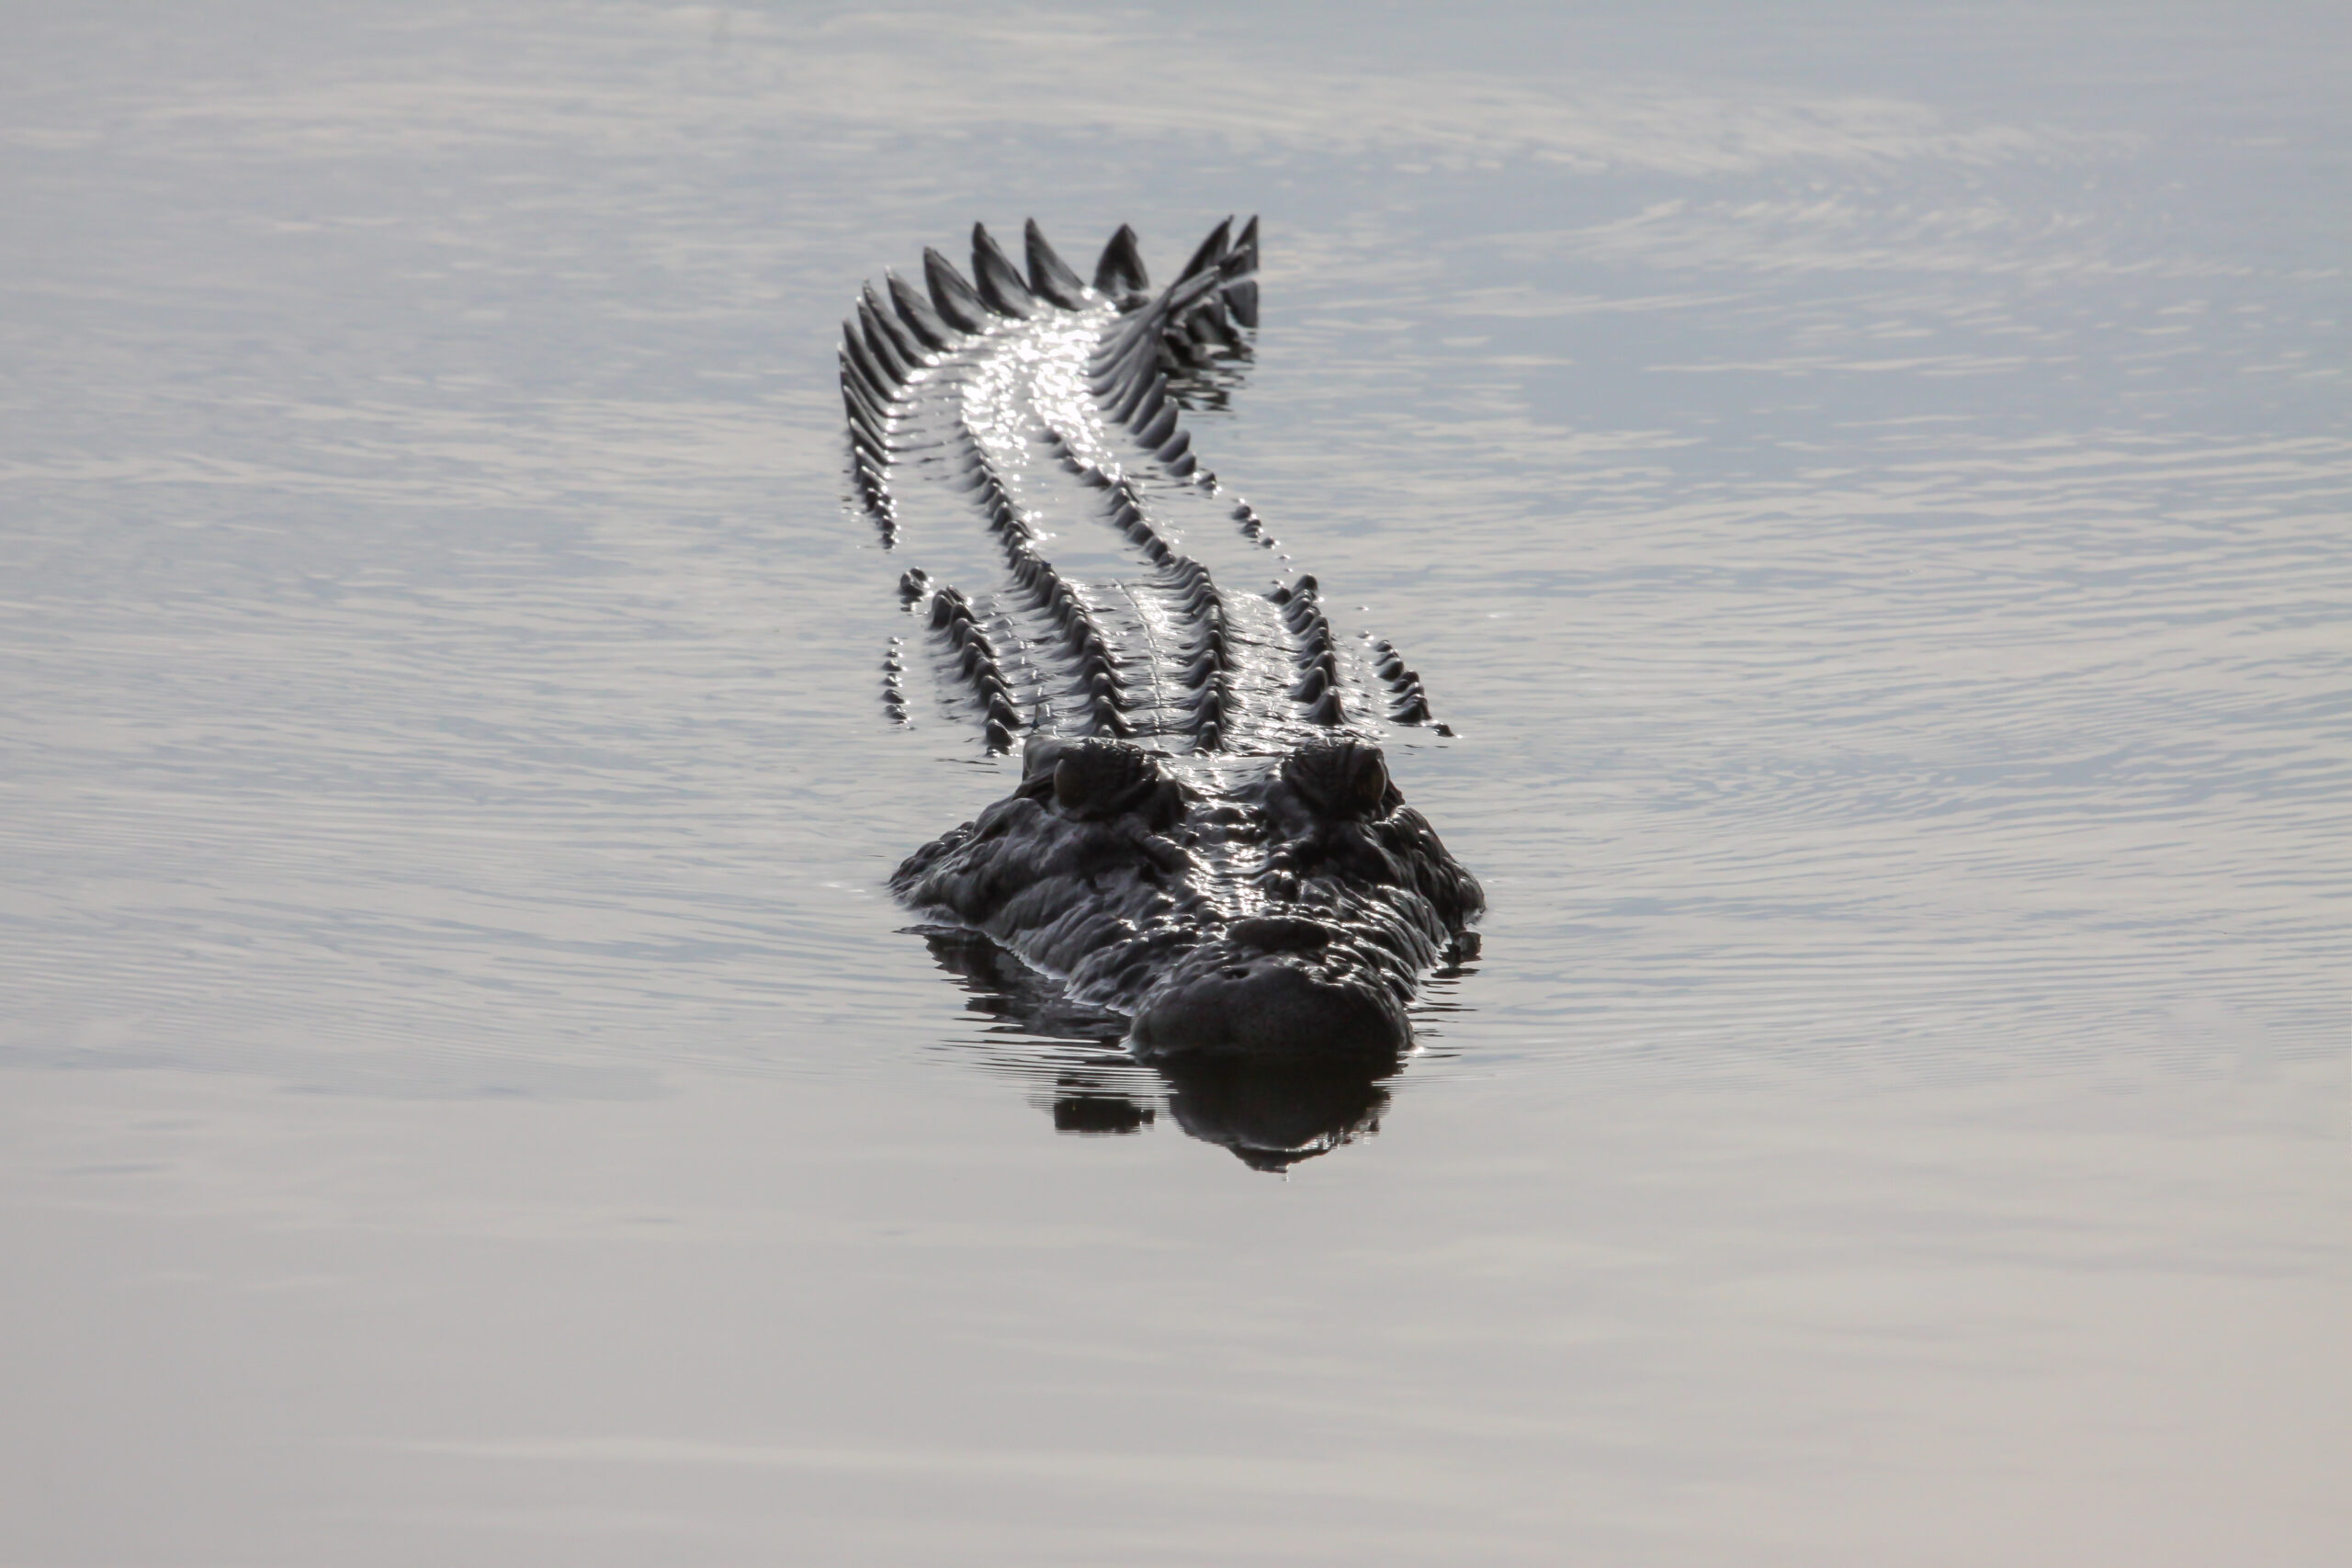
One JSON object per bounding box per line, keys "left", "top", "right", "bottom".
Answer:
{"left": 842, "top": 217, "right": 1481, "bottom": 1159}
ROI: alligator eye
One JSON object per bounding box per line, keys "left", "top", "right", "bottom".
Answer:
{"left": 1345, "top": 748, "right": 1388, "bottom": 812}
{"left": 1021, "top": 736, "right": 1076, "bottom": 786}
{"left": 1050, "top": 738, "right": 1164, "bottom": 818}
{"left": 1280, "top": 740, "right": 1390, "bottom": 819}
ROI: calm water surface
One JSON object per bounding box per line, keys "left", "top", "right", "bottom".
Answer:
{"left": 3, "top": 3, "right": 2344, "bottom": 1562}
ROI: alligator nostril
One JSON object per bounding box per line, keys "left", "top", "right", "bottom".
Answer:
{"left": 1227, "top": 915, "right": 1331, "bottom": 953}
{"left": 1222, "top": 966, "right": 1250, "bottom": 981}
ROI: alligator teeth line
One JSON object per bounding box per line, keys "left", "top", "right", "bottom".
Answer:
{"left": 842, "top": 218, "right": 1442, "bottom": 755}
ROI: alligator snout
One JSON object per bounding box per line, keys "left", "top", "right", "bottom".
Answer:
{"left": 1126, "top": 947, "right": 1409, "bottom": 1063}
{"left": 893, "top": 733, "right": 1477, "bottom": 1068}
{"left": 1225, "top": 914, "right": 1330, "bottom": 953}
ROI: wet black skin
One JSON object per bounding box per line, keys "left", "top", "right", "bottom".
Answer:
{"left": 891, "top": 737, "right": 1483, "bottom": 1072}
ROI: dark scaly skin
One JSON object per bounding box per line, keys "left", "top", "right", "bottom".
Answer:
{"left": 891, "top": 737, "right": 1482, "bottom": 1064}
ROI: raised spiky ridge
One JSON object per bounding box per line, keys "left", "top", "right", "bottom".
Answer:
{"left": 841, "top": 217, "right": 1446, "bottom": 753}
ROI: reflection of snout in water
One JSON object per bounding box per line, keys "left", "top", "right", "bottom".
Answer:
{"left": 1156, "top": 1055, "right": 1393, "bottom": 1172}
{"left": 919, "top": 929, "right": 1402, "bottom": 1171}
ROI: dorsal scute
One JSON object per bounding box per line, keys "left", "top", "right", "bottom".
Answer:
{"left": 1176, "top": 216, "right": 1234, "bottom": 283}
{"left": 923, "top": 246, "right": 989, "bottom": 333}
{"left": 1226, "top": 217, "right": 1261, "bottom": 328}
{"left": 1083, "top": 222, "right": 1258, "bottom": 403}
{"left": 970, "top": 223, "right": 1038, "bottom": 319}
{"left": 856, "top": 297, "right": 914, "bottom": 384}
{"left": 860, "top": 283, "right": 923, "bottom": 367}
{"left": 839, "top": 325, "right": 892, "bottom": 407}
{"left": 887, "top": 270, "right": 956, "bottom": 351}
{"left": 1025, "top": 220, "right": 1089, "bottom": 308}
{"left": 1095, "top": 223, "right": 1148, "bottom": 294}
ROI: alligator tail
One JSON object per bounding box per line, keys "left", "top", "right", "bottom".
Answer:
{"left": 844, "top": 218, "right": 1441, "bottom": 756}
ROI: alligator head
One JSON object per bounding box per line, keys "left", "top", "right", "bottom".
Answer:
{"left": 892, "top": 736, "right": 1482, "bottom": 1065}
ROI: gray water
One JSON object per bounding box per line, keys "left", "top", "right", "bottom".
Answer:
{"left": 3, "top": 3, "right": 2344, "bottom": 1562}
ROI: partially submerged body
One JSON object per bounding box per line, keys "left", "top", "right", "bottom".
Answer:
{"left": 892, "top": 736, "right": 1482, "bottom": 1064}
{"left": 844, "top": 218, "right": 1480, "bottom": 1095}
